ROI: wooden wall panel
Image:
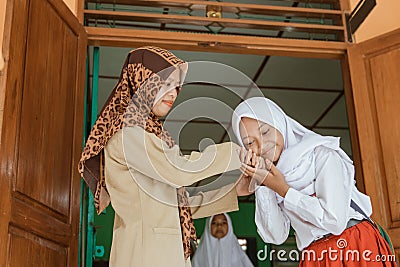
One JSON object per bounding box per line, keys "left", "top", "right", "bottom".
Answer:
{"left": 369, "top": 50, "right": 400, "bottom": 222}
{"left": 9, "top": 226, "right": 68, "bottom": 266}
{"left": 0, "top": 0, "right": 86, "bottom": 265}
{"left": 16, "top": 0, "right": 78, "bottom": 216}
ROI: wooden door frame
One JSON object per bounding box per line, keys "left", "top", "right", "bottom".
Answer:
{"left": 0, "top": 0, "right": 371, "bottom": 264}
{"left": 87, "top": 27, "right": 348, "bottom": 59}
{"left": 79, "top": 0, "right": 357, "bottom": 263}
{"left": 80, "top": 0, "right": 367, "bottom": 261}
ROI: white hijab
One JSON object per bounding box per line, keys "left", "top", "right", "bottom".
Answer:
{"left": 192, "top": 213, "right": 254, "bottom": 267}
{"left": 231, "top": 97, "right": 354, "bottom": 202}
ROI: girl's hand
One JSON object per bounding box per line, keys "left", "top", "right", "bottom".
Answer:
{"left": 240, "top": 158, "right": 290, "bottom": 197}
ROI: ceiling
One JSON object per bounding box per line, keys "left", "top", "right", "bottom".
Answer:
{"left": 88, "top": 46, "right": 350, "bottom": 192}
{"left": 85, "top": 0, "right": 340, "bottom": 41}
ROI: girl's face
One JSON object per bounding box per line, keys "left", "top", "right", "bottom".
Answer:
{"left": 239, "top": 117, "right": 284, "bottom": 163}
{"left": 152, "top": 69, "right": 182, "bottom": 117}
{"left": 210, "top": 214, "right": 229, "bottom": 239}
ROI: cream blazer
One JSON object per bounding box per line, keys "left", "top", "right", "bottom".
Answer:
{"left": 104, "top": 126, "right": 242, "bottom": 267}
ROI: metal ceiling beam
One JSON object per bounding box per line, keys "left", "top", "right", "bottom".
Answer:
{"left": 313, "top": 125, "right": 348, "bottom": 130}
{"left": 91, "top": 75, "right": 343, "bottom": 93}
{"left": 217, "top": 55, "right": 271, "bottom": 143}
{"left": 160, "top": 119, "right": 230, "bottom": 125}
{"left": 217, "top": 2, "right": 300, "bottom": 144}
{"left": 163, "top": 119, "right": 348, "bottom": 131}
{"left": 311, "top": 91, "right": 344, "bottom": 129}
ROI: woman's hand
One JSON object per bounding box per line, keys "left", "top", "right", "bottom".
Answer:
{"left": 235, "top": 174, "right": 253, "bottom": 196}
{"left": 240, "top": 158, "right": 290, "bottom": 197}
{"left": 238, "top": 148, "right": 258, "bottom": 178}
{"left": 238, "top": 147, "right": 254, "bottom": 166}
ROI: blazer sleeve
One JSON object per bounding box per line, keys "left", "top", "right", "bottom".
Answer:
{"left": 122, "top": 126, "right": 242, "bottom": 187}
{"left": 189, "top": 183, "right": 239, "bottom": 219}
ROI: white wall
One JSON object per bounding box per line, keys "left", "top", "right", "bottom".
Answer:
{"left": 349, "top": 0, "right": 400, "bottom": 42}
{"left": 63, "top": 0, "right": 77, "bottom": 15}
{"left": 1, "top": 0, "right": 6, "bottom": 72}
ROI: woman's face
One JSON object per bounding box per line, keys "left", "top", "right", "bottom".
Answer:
{"left": 152, "top": 69, "right": 182, "bottom": 117}
{"left": 239, "top": 117, "right": 284, "bottom": 163}
{"left": 152, "top": 70, "right": 181, "bottom": 117}
{"left": 210, "top": 214, "right": 229, "bottom": 239}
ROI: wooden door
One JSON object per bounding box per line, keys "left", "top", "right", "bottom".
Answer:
{"left": 347, "top": 28, "right": 400, "bottom": 259}
{"left": 0, "top": 0, "right": 87, "bottom": 266}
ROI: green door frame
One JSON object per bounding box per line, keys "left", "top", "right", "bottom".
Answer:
{"left": 79, "top": 46, "right": 100, "bottom": 267}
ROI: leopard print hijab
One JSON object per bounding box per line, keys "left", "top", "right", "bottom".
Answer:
{"left": 78, "top": 46, "right": 196, "bottom": 259}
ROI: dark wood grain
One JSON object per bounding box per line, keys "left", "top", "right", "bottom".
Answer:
{"left": 0, "top": 0, "right": 86, "bottom": 266}
{"left": 86, "top": 27, "right": 347, "bottom": 59}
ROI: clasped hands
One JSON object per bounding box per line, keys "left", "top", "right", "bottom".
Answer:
{"left": 235, "top": 148, "right": 290, "bottom": 197}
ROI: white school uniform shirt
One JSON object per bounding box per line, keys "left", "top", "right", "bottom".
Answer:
{"left": 232, "top": 97, "right": 373, "bottom": 251}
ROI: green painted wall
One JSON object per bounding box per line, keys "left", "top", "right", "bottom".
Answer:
{"left": 93, "top": 202, "right": 276, "bottom": 266}
{"left": 93, "top": 202, "right": 300, "bottom": 266}
{"left": 93, "top": 206, "right": 114, "bottom": 261}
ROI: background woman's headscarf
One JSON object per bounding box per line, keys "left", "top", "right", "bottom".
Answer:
{"left": 231, "top": 97, "right": 354, "bottom": 202}
{"left": 192, "top": 213, "right": 254, "bottom": 267}
{"left": 78, "top": 46, "right": 195, "bottom": 259}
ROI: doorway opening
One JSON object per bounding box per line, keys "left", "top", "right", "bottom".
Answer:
{"left": 81, "top": 46, "right": 355, "bottom": 267}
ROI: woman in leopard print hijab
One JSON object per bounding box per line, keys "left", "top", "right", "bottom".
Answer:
{"left": 79, "top": 46, "right": 197, "bottom": 260}
{"left": 79, "top": 46, "right": 185, "bottom": 214}
{"left": 79, "top": 47, "right": 242, "bottom": 266}
{"left": 79, "top": 47, "right": 240, "bottom": 266}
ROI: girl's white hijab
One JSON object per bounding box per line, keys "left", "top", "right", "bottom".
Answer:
{"left": 192, "top": 213, "right": 254, "bottom": 267}
{"left": 232, "top": 97, "right": 354, "bottom": 202}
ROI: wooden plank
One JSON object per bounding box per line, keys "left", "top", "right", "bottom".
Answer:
{"left": 88, "top": 0, "right": 340, "bottom": 7}
{"left": 86, "top": 0, "right": 342, "bottom": 21}
{"left": 85, "top": 10, "right": 344, "bottom": 35}
{"left": 77, "top": 0, "right": 85, "bottom": 23}
{"left": 9, "top": 226, "right": 68, "bottom": 267}
{"left": 387, "top": 227, "right": 400, "bottom": 257}
{"left": 341, "top": 55, "right": 365, "bottom": 192}
{"left": 338, "top": 0, "right": 351, "bottom": 11}
{"left": 369, "top": 47, "right": 400, "bottom": 223}
{"left": 86, "top": 27, "right": 347, "bottom": 59}
{"left": 47, "top": 0, "right": 84, "bottom": 35}
{"left": 11, "top": 197, "right": 71, "bottom": 245}
{"left": 0, "top": 0, "right": 30, "bottom": 266}
{"left": 69, "top": 9, "right": 87, "bottom": 267}
{"left": 16, "top": 0, "right": 73, "bottom": 216}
